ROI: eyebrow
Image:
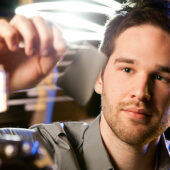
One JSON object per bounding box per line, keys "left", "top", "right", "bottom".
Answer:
{"left": 156, "top": 65, "right": 170, "bottom": 74}
{"left": 114, "top": 57, "right": 136, "bottom": 64}
{"left": 114, "top": 57, "right": 170, "bottom": 74}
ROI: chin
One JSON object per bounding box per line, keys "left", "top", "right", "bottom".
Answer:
{"left": 106, "top": 116, "right": 162, "bottom": 146}
{"left": 112, "top": 122, "right": 165, "bottom": 146}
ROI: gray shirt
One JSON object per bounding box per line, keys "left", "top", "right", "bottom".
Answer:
{"left": 32, "top": 115, "right": 170, "bottom": 170}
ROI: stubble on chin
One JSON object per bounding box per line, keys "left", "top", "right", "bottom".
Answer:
{"left": 101, "top": 95, "right": 168, "bottom": 146}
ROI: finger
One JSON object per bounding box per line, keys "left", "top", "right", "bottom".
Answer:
{"left": 0, "top": 38, "right": 8, "bottom": 55}
{"left": 52, "top": 25, "right": 66, "bottom": 58}
{"left": 0, "top": 19, "right": 19, "bottom": 51}
{"left": 10, "top": 15, "right": 39, "bottom": 56}
{"left": 31, "top": 16, "right": 54, "bottom": 57}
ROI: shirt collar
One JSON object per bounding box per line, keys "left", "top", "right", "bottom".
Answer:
{"left": 157, "top": 134, "right": 170, "bottom": 170}
{"left": 83, "top": 115, "right": 113, "bottom": 170}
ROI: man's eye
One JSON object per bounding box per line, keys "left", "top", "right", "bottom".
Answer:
{"left": 153, "top": 74, "right": 164, "bottom": 81}
{"left": 123, "top": 68, "right": 132, "bottom": 73}
{"left": 151, "top": 74, "right": 170, "bottom": 84}
{"left": 156, "top": 74, "right": 163, "bottom": 80}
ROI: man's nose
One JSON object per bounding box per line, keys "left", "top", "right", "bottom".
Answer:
{"left": 130, "top": 75, "right": 151, "bottom": 101}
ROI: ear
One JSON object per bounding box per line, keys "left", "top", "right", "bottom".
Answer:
{"left": 94, "top": 73, "right": 103, "bottom": 95}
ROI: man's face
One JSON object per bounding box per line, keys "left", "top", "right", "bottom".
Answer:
{"left": 95, "top": 24, "right": 170, "bottom": 145}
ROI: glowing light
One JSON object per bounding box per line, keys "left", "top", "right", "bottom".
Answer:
{"left": 91, "top": 0, "right": 121, "bottom": 8}
{"left": 15, "top": 0, "right": 121, "bottom": 42}
{"left": 15, "top": 1, "right": 120, "bottom": 16}
{"left": 34, "top": 12, "right": 104, "bottom": 33}
{"left": 63, "top": 30, "right": 103, "bottom": 42}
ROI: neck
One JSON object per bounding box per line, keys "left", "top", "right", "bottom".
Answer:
{"left": 100, "top": 114, "right": 160, "bottom": 170}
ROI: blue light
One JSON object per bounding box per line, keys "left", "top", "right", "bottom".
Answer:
{"left": 31, "top": 141, "right": 39, "bottom": 155}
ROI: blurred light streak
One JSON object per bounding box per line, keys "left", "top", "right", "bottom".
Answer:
{"left": 15, "top": 0, "right": 121, "bottom": 42}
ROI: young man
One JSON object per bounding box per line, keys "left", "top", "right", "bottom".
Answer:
{"left": 31, "top": 2, "right": 170, "bottom": 170}
{"left": 0, "top": 1, "right": 169, "bottom": 170}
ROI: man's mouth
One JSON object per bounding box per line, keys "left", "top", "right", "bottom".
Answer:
{"left": 122, "top": 108, "right": 151, "bottom": 120}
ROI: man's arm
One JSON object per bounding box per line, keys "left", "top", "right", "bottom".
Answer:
{"left": 0, "top": 15, "right": 66, "bottom": 92}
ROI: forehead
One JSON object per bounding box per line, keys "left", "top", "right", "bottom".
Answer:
{"left": 109, "top": 24, "right": 170, "bottom": 67}
{"left": 116, "top": 24, "right": 170, "bottom": 48}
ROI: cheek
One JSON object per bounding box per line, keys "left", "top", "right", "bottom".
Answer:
{"left": 154, "top": 89, "right": 170, "bottom": 126}
{"left": 103, "top": 75, "right": 126, "bottom": 103}
{"left": 161, "top": 106, "right": 170, "bottom": 130}
{"left": 153, "top": 86, "right": 170, "bottom": 111}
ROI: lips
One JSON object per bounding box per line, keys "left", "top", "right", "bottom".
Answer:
{"left": 125, "top": 108, "right": 150, "bottom": 115}
{"left": 122, "top": 107, "right": 151, "bottom": 120}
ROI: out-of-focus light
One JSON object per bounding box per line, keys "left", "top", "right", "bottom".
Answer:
{"left": 33, "top": 12, "right": 104, "bottom": 33}
{"left": 15, "top": 0, "right": 121, "bottom": 42}
{"left": 63, "top": 30, "right": 103, "bottom": 42}
{"left": 91, "top": 0, "right": 121, "bottom": 8}
{"left": 16, "top": 1, "right": 120, "bottom": 16}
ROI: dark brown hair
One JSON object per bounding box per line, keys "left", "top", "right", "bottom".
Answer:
{"left": 99, "top": 2, "right": 170, "bottom": 57}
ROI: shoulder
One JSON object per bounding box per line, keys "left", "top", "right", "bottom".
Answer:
{"left": 31, "top": 121, "right": 88, "bottom": 136}
{"left": 30, "top": 121, "right": 89, "bottom": 148}
{"left": 30, "top": 121, "right": 89, "bottom": 169}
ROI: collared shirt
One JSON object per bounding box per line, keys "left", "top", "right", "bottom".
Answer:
{"left": 32, "top": 115, "right": 170, "bottom": 170}
{"left": 81, "top": 116, "right": 113, "bottom": 170}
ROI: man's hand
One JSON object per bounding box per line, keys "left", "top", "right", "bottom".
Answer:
{"left": 0, "top": 15, "right": 66, "bottom": 92}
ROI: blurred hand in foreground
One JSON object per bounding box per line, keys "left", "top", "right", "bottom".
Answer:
{"left": 0, "top": 15, "right": 66, "bottom": 92}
